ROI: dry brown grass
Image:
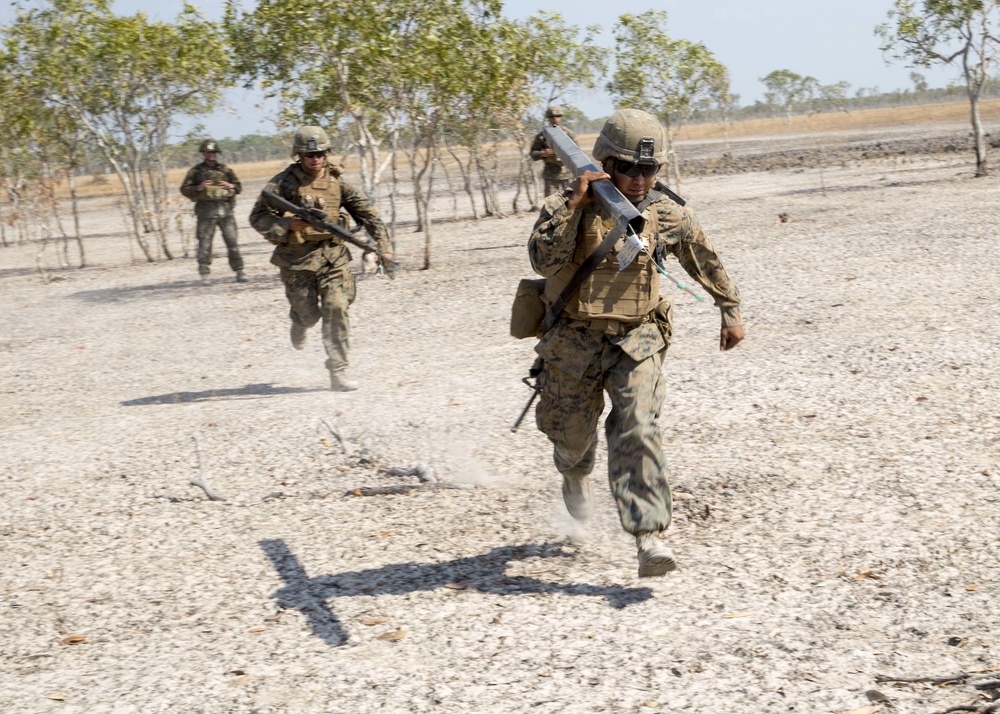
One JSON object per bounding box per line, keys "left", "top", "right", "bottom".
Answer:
{"left": 35, "top": 99, "right": 997, "bottom": 202}
{"left": 675, "top": 98, "right": 1000, "bottom": 141}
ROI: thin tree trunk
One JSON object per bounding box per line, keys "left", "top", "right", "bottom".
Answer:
{"left": 68, "top": 171, "right": 85, "bottom": 268}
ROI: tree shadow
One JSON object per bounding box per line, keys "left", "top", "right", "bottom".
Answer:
{"left": 260, "top": 539, "right": 653, "bottom": 647}
{"left": 121, "top": 382, "right": 326, "bottom": 406}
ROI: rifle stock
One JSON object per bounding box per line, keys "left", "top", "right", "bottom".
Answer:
{"left": 260, "top": 190, "right": 396, "bottom": 279}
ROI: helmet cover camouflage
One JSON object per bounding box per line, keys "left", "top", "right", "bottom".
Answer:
{"left": 291, "top": 126, "right": 332, "bottom": 157}
{"left": 592, "top": 109, "right": 667, "bottom": 164}
{"left": 199, "top": 139, "right": 220, "bottom": 153}
{"left": 544, "top": 104, "right": 564, "bottom": 119}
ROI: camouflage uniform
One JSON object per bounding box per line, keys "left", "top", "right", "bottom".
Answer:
{"left": 531, "top": 125, "right": 577, "bottom": 198}
{"left": 528, "top": 185, "right": 741, "bottom": 536}
{"left": 249, "top": 163, "right": 389, "bottom": 376}
{"left": 179, "top": 160, "right": 243, "bottom": 277}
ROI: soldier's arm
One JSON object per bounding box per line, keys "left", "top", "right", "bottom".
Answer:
{"left": 227, "top": 167, "right": 242, "bottom": 195}
{"left": 179, "top": 167, "right": 201, "bottom": 201}
{"left": 249, "top": 175, "right": 295, "bottom": 245}
{"left": 528, "top": 192, "right": 583, "bottom": 277}
{"left": 657, "top": 202, "right": 742, "bottom": 328}
{"left": 340, "top": 181, "right": 391, "bottom": 255}
{"left": 529, "top": 132, "right": 547, "bottom": 162}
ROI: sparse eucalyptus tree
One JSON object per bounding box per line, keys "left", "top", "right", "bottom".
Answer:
{"left": 877, "top": 0, "right": 1000, "bottom": 176}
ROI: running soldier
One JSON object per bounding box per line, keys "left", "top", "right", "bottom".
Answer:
{"left": 249, "top": 126, "right": 391, "bottom": 392}
{"left": 527, "top": 109, "right": 744, "bottom": 576}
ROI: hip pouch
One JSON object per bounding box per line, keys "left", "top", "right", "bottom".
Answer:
{"left": 652, "top": 296, "right": 674, "bottom": 349}
{"left": 510, "top": 278, "right": 547, "bottom": 339}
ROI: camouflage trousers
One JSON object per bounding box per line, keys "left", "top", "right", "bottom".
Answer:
{"left": 535, "top": 332, "right": 671, "bottom": 535}
{"left": 195, "top": 213, "right": 243, "bottom": 275}
{"left": 543, "top": 177, "right": 571, "bottom": 199}
{"left": 280, "top": 260, "right": 356, "bottom": 374}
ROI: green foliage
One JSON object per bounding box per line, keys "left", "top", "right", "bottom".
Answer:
{"left": 607, "top": 10, "right": 728, "bottom": 133}
{"left": 876, "top": 0, "right": 1000, "bottom": 174}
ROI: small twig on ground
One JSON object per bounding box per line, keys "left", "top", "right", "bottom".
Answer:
{"left": 190, "top": 435, "right": 226, "bottom": 502}
{"left": 345, "top": 483, "right": 474, "bottom": 497}
{"left": 379, "top": 463, "right": 437, "bottom": 483}
{"left": 321, "top": 418, "right": 354, "bottom": 456}
{"left": 877, "top": 673, "right": 970, "bottom": 685}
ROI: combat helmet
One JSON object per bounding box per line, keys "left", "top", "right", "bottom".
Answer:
{"left": 291, "top": 126, "right": 331, "bottom": 157}
{"left": 592, "top": 109, "right": 667, "bottom": 165}
{"left": 544, "top": 104, "right": 563, "bottom": 119}
{"left": 199, "top": 139, "right": 220, "bottom": 153}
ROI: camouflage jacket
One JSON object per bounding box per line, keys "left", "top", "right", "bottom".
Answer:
{"left": 248, "top": 162, "right": 390, "bottom": 271}
{"left": 530, "top": 125, "right": 576, "bottom": 180}
{"left": 528, "top": 183, "right": 742, "bottom": 365}
{"left": 179, "top": 162, "right": 241, "bottom": 214}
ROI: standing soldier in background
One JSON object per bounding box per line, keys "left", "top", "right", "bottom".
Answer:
{"left": 249, "top": 126, "right": 391, "bottom": 392}
{"left": 527, "top": 109, "right": 744, "bottom": 577}
{"left": 180, "top": 140, "right": 247, "bottom": 284}
{"left": 531, "top": 104, "right": 576, "bottom": 198}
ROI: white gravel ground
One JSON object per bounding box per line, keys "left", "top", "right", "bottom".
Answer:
{"left": 1, "top": 129, "right": 999, "bottom": 714}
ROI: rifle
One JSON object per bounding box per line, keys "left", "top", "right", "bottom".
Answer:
{"left": 510, "top": 357, "right": 543, "bottom": 433}
{"left": 260, "top": 190, "right": 396, "bottom": 279}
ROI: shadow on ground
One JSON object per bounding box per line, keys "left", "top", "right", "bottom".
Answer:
{"left": 72, "top": 277, "right": 279, "bottom": 304}
{"left": 260, "top": 539, "right": 653, "bottom": 646}
{"left": 122, "top": 382, "right": 325, "bottom": 406}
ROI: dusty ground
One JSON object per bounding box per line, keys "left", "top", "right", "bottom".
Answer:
{"left": 1, "top": 121, "right": 999, "bottom": 714}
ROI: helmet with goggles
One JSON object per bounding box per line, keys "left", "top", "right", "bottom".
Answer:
{"left": 592, "top": 109, "right": 667, "bottom": 172}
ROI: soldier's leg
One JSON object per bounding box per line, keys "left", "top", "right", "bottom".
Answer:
{"left": 536, "top": 360, "right": 605, "bottom": 518}
{"left": 195, "top": 215, "right": 215, "bottom": 276}
{"left": 317, "top": 259, "right": 355, "bottom": 376}
{"left": 602, "top": 348, "right": 671, "bottom": 536}
{"left": 280, "top": 268, "right": 321, "bottom": 329}
{"left": 218, "top": 214, "right": 244, "bottom": 273}
{"left": 543, "top": 178, "right": 559, "bottom": 199}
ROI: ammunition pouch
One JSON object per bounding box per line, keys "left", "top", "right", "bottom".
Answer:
{"left": 202, "top": 184, "right": 235, "bottom": 201}
{"left": 510, "top": 278, "right": 547, "bottom": 339}
{"left": 652, "top": 296, "right": 674, "bottom": 350}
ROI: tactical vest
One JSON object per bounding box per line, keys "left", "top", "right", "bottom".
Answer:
{"left": 543, "top": 202, "right": 660, "bottom": 323}
{"left": 288, "top": 165, "right": 343, "bottom": 245}
{"left": 196, "top": 166, "right": 236, "bottom": 201}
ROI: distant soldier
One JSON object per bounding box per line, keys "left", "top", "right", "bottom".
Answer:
{"left": 179, "top": 139, "right": 247, "bottom": 284}
{"left": 248, "top": 126, "right": 392, "bottom": 392}
{"left": 530, "top": 104, "right": 576, "bottom": 198}
{"left": 527, "top": 109, "right": 744, "bottom": 576}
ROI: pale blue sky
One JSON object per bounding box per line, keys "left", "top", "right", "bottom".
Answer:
{"left": 2, "top": 0, "right": 962, "bottom": 139}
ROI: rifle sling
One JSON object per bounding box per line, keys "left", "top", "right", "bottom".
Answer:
{"left": 541, "top": 187, "right": 671, "bottom": 332}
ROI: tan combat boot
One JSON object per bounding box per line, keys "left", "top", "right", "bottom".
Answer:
{"left": 636, "top": 532, "right": 677, "bottom": 578}
{"left": 562, "top": 474, "right": 594, "bottom": 520}
{"left": 329, "top": 371, "right": 359, "bottom": 392}
{"left": 290, "top": 323, "right": 307, "bottom": 350}
{"left": 235, "top": 270, "right": 249, "bottom": 283}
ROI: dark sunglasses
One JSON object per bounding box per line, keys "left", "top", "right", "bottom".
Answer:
{"left": 303, "top": 151, "right": 326, "bottom": 159}
{"left": 613, "top": 160, "right": 659, "bottom": 178}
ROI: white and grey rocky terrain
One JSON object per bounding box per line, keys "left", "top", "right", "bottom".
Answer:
{"left": 1, "top": 121, "right": 998, "bottom": 713}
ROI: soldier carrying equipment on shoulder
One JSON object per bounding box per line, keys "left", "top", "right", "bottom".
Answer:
{"left": 180, "top": 139, "right": 247, "bottom": 284}
{"left": 249, "top": 126, "right": 392, "bottom": 392}
{"left": 526, "top": 109, "right": 744, "bottom": 577}
{"left": 530, "top": 104, "right": 576, "bottom": 198}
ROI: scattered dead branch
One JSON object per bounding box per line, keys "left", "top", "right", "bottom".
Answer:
{"left": 321, "top": 418, "right": 354, "bottom": 456}
{"left": 190, "top": 435, "right": 226, "bottom": 502}
{"left": 876, "top": 670, "right": 1000, "bottom": 714}
{"left": 379, "top": 463, "right": 437, "bottom": 483}
{"left": 345, "top": 483, "right": 474, "bottom": 497}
